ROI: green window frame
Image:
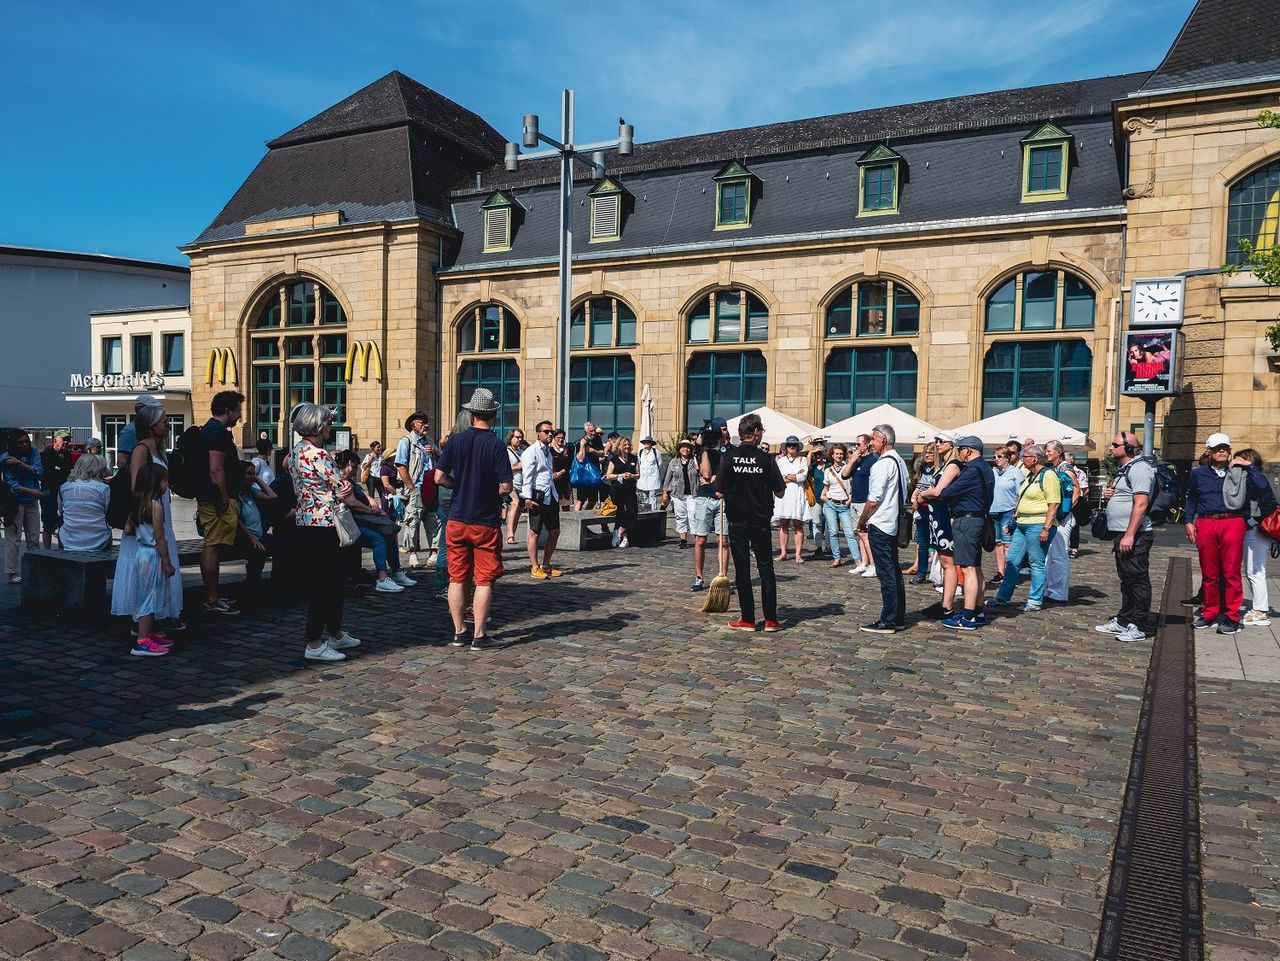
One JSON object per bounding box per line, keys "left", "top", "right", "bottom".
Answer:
{"left": 983, "top": 270, "right": 1094, "bottom": 332}
{"left": 287, "top": 281, "right": 316, "bottom": 326}
{"left": 287, "top": 364, "right": 315, "bottom": 410}
{"left": 588, "top": 178, "right": 625, "bottom": 243}
{"left": 713, "top": 161, "right": 753, "bottom": 229}
{"left": 1225, "top": 159, "right": 1280, "bottom": 266}
{"left": 459, "top": 358, "right": 521, "bottom": 438}
{"left": 131, "top": 335, "right": 153, "bottom": 373}
{"left": 685, "top": 350, "right": 767, "bottom": 430}
{"left": 570, "top": 297, "right": 637, "bottom": 349}
{"left": 569, "top": 355, "right": 635, "bottom": 438}
{"left": 861, "top": 164, "right": 896, "bottom": 212}
{"left": 253, "top": 365, "right": 281, "bottom": 446}
{"left": 825, "top": 280, "right": 920, "bottom": 338}
{"left": 458, "top": 304, "right": 521, "bottom": 354}
{"left": 480, "top": 191, "right": 515, "bottom": 253}
{"left": 1027, "top": 146, "right": 1063, "bottom": 193}
{"left": 982, "top": 339, "right": 1092, "bottom": 432}
{"left": 1020, "top": 123, "right": 1070, "bottom": 203}
{"left": 687, "top": 289, "right": 769, "bottom": 344}
{"left": 162, "top": 333, "right": 184, "bottom": 376}
{"left": 823, "top": 346, "right": 918, "bottom": 425}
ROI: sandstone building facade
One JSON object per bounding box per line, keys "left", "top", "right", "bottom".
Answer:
{"left": 183, "top": 0, "right": 1280, "bottom": 462}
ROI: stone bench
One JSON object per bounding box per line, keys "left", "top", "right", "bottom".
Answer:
{"left": 525, "top": 509, "right": 668, "bottom": 551}
{"left": 20, "top": 538, "right": 242, "bottom": 621}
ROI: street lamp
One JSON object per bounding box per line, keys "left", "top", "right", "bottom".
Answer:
{"left": 504, "top": 91, "right": 633, "bottom": 433}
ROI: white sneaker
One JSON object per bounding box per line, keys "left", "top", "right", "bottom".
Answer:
{"left": 611, "top": 530, "right": 621, "bottom": 547}
{"left": 1243, "top": 610, "right": 1271, "bottom": 627}
{"left": 392, "top": 571, "right": 418, "bottom": 587}
{"left": 619, "top": 536, "right": 629, "bottom": 548}
{"left": 304, "top": 640, "right": 346, "bottom": 661}
{"left": 861, "top": 566, "right": 877, "bottom": 577}
{"left": 1095, "top": 617, "right": 1125, "bottom": 635}
{"left": 407, "top": 552, "right": 421, "bottom": 568}
{"left": 327, "top": 631, "right": 361, "bottom": 650}
{"left": 850, "top": 564, "right": 867, "bottom": 574}
{"left": 375, "top": 578, "right": 404, "bottom": 593}
{"left": 1117, "top": 624, "right": 1147, "bottom": 643}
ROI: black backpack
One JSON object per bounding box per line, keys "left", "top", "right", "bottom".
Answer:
{"left": 1144, "top": 457, "right": 1181, "bottom": 523}
{"left": 169, "top": 426, "right": 210, "bottom": 500}
{"left": 106, "top": 468, "right": 133, "bottom": 530}
{"left": 0, "top": 478, "right": 17, "bottom": 525}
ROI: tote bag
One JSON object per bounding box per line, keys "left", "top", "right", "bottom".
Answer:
{"left": 569, "top": 457, "right": 602, "bottom": 490}
{"left": 333, "top": 503, "right": 362, "bottom": 547}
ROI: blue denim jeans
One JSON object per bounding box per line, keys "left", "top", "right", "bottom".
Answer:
{"left": 822, "top": 501, "right": 859, "bottom": 562}
{"left": 914, "top": 509, "right": 930, "bottom": 571}
{"left": 357, "top": 524, "right": 401, "bottom": 573}
{"left": 996, "top": 522, "right": 1049, "bottom": 605}
{"left": 868, "top": 526, "right": 905, "bottom": 626}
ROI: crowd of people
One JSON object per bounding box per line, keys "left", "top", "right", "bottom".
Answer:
{"left": 4, "top": 392, "right": 1276, "bottom": 654}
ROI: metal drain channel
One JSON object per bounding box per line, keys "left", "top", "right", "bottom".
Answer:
{"left": 1095, "top": 556, "right": 1204, "bottom": 961}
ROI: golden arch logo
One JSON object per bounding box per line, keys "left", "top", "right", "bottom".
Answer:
{"left": 345, "top": 340, "right": 383, "bottom": 382}
{"left": 205, "top": 347, "right": 238, "bottom": 386}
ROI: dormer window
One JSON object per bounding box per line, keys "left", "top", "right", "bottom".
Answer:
{"left": 589, "top": 178, "right": 625, "bottom": 243}
{"left": 481, "top": 191, "right": 515, "bottom": 253}
{"left": 1021, "top": 123, "right": 1071, "bottom": 203}
{"left": 857, "top": 143, "right": 903, "bottom": 216}
{"left": 714, "top": 161, "right": 753, "bottom": 229}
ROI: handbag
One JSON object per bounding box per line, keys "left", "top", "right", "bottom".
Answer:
{"left": 1259, "top": 506, "right": 1280, "bottom": 542}
{"left": 598, "top": 496, "right": 617, "bottom": 517}
{"left": 333, "top": 503, "right": 361, "bottom": 547}
{"left": 890, "top": 459, "right": 913, "bottom": 549}
{"left": 976, "top": 464, "right": 996, "bottom": 553}
{"left": 569, "top": 457, "right": 602, "bottom": 490}
{"left": 1091, "top": 509, "right": 1116, "bottom": 540}
{"left": 660, "top": 490, "right": 671, "bottom": 509}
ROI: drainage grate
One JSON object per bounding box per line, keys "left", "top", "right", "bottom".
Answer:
{"left": 1095, "top": 556, "right": 1204, "bottom": 961}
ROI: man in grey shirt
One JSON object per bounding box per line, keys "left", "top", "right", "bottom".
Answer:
{"left": 1095, "top": 431, "right": 1153, "bottom": 642}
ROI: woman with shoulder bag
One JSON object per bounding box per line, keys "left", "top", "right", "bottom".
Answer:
{"left": 1237, "top": 448, "right": 1276, "bottom": 627}
{"left": 336, "top": 450, "right": 415, "bottom": 595}
{"left": 820, "top": 444, "right": 858, "bottom": 567}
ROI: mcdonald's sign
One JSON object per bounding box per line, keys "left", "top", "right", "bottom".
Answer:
{"left": 205, "top": 347, "right": 238, "bottom": 386}
{"left": 345, "top": 340, "right": 383, "bottom": 382}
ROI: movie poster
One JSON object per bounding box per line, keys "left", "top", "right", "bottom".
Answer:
{"left": 1121, "top": 328, "right": 1181, "bottom": 396}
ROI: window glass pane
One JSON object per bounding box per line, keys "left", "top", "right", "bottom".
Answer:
{"left": 1062, "top": 274, "right": 1095, "bottom": 329}
{"left": 321, "top": 362, "right": 346, "bottom": 424}
{"left": 1226, "top": 159, "right": 1280, "bottom": 265}
{"left": 257, "top": 298, "right": 280, "bottom": 328}
{"left": 287, "top": 365, "right": 315, "bottom": 408}
{"left": 504, "top": 309, "right": 520, "bottom": 350}
{"left": 570, "top": 306, "right": 586, "bottom": 349}
{"left": 566, "top": 354, "right": 633, "bottom": 436}
{"left": 719, "top": 181, "right": 747, "bottom": 224}
{"left": 162, "top": 333, "right": 184, "bottom": 375}
{"left": 253, "top": 365, "right": 280, "bottom": 446}
{"left": 715, "top": 290, "right": 742, "bottom": 342}
{"left": 823, "top": 346, "right": 917, "bottom": 420}
{"left": 286, "top": 336, "right": 313, "bottom": 359}
{"left": 685, "top": 350, "right": 765, "bottom": 429}
{"left": 617, "top": 302, "right": 637, "bottom": 346}
{"left": 590, "top": 298, "right": 613, "bottom": 347}
{"left": 132, "top": 336, "right": 152, "bottom": 373}
{"left": 981, "top": 340, "right": 1090, "bottom": 433}
{"left": 481, "top": 306, "right": 501, "bottom": 351}
{"left": 1028, "top": 145, "right": 1063, "bottom": 192}
{"left": 287, "top": 282, "right": 316, "bottom": 326}
{"left": 863, "top": 164, "right": 895, "bottom": 210}
{"left": 460, "top": 359, "right": 520, "bottom": 437}
{"left": 745, "top": 294, "right": 768, "bottom": 342}
{"left": 688, "top": 296, "right": 711, "bottom": 344}
{"left": 320, "top": 288, "right": 346, "bottom": 326}
{"left": 857, "top": 281, "right": 888, "bottom": 336}
{"left": 101, "top": 415, "right": 127, "bottom": 463}
{"left": 1022, "top": 271, "right": 1057, "bottom": 330}
{"left": 253, "top": 338, "right": 279, "bottom": 360}
{"left": 892, "top": 286, "right": 920, "bottom": 335}
{"left": 985, "top": 278, "right": 1016, "bottom": 332}
{"left": 458, "top": 318, "right": 477, "bottom": 353}
{"left": 319, "top": 334, "right": 346, "bottom": 358}
{"left": 826, "top": 289, "right": 852, "bottom": 338}
{"left": 165, "top": 416, "right": 184, "bottom": 452}
{"left": 103, "top": 337, "right": 122, "bottom": 374}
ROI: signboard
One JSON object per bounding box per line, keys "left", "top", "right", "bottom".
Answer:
{"left": 1120, "top": 328, "right": 1182, "bottom": 397}
{"left": 69, "top": 373, "right": 165, "bottom": 392}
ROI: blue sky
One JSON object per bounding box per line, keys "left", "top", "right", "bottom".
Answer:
{"left": 1, "top": 0, "right": 1193, "bottom": 265}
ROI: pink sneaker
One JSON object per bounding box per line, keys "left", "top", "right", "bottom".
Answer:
{"left": 131, "top": 638, "right": 170, "bottom": 657}
{"left": 148, "top": 634, "right": 174, "bottom": 648}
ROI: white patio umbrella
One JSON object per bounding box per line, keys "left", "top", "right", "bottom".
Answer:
{"left": 725, "top": 406, "right": 821, "bottom": 447}
{"left": 823, "top": 404, "right": 946, "bottom": 446}
{"left": 638, "top": 383, "right": 655, "bottom": 441}
{"left": 952, "top": 406, "right": 1089, "bottom": 448}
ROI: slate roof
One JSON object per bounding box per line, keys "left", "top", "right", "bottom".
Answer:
{"left": 1139, "top": 0, "right": 1280, "bottom": 93}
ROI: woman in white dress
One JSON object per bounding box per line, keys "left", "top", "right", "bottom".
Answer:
{"left": 111, "top": 401, "right": 182, "bottom": 631}
{"left": 775, "top": 436, "right": 810, "bottom": 563}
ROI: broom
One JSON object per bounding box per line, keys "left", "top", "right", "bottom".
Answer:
{"left": 701, "top": 568, "right": 732, "bottom": 613}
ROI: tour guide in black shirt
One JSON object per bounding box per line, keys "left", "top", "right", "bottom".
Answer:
{"left": 714, "top": 412, "right": 785, "bottom": 632}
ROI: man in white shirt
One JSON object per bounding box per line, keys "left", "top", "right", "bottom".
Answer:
{"left": 520, "top": 420, "right": 562, "bottom": 579}
{"left": 856, "top": 424, "right": 911, "bottom": 634}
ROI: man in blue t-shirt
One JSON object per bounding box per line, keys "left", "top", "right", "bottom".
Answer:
{"left": 434, "top": 388, "right": 513, "bottom": 650}
{"left": 842, "top": 434, "right": 879, "bottom": 574}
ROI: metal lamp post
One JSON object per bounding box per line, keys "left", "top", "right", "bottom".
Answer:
{"left": 505, "top": 91, "right": 633, "bottom": 432}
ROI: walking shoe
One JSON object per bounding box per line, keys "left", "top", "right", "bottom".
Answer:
{"left": 1022, "top": 602, "right": 1043, "bottom": 613}
{"left": 547, "top": 567, "right": 564, "bottom": 577}
{"left": 972, "top": 612, "right": 988, "bottom": 626}
{"left": 326, "top": 631, "right": 361, "bottom": 650}
{"left": 470, "top": 635, "right": 502, "bottom": 650}
{"left": 859, "top": 621, "right": 896, "bottom": 634}
{"left": 450, "top": 631, "right": 469, "bottom": 647}
{"left": 375, "top": 578, "right": 404, "bottom": 593}
{"left": 941, "top": 613, "right": 978, "bottom": 631}
{"left": 619, "top": 536, "right": 629, "bottom": 548}
{"left": 940, "top": 608, "right": 954, "bottom": 620}
{"left": 204, "top": 599, "right": 241, "bottom": 616}
{"left": 304, "top": 640, "right": 346, "bottom": 661}
{"left": 611, "top": 530, "right": 622, "bottom": 547}
{"left": 392, "top": 571, "right": 418, "bottom": 587}
{"left": 1094, "top": 617, "right": 1126, "bottom": 635}
{"left": 1191, "top": 616, "right": 1215, "bottom": 630}
{"left": 7, "top": 574, "right": 20, "bottom": 584}
{"left": 463, "top": 606, "right": 475, "bottom": 624}
{"left": 146, "top": 633, "right": 174, "bottom": 648}
{"left": 531, "top": 566, "right": 549, "bottom": 579}
{"left": 691, "top": 577, "right": 705, "bottom": 592}
{"left": 1243, "top": 610, "right": 1271, "bottom": 626}
{"left": 1117, "top": 624, "right": 1147, "bottom": 643}
{"left": 433, "top": 589, "right": 448, "bottom": 601}
{"left": 850, "top": 564, "right": 867, "bottom": 574}
{"left": 909, "top": 574, "right": 929, "bottom": 585}
{"left": 860, "top": 566, "right": 877, "bottom": 577}
{"left": 725, "top": 619, "right": 756, "bottom": 632}
{"left": 985, "top": 597, "right": 1009, "bottom": 608}
{"left": 829, "top": 559, "right": 842, "bottom": 568}
{"left": 407, "top": 552, "right": 421, "bottom": 567}
{"left": 678, "top": 540, "right": 687, "bottom": 550}
{"left": 1217, "top": 620, "right": 1243, "bottom": 635}
{"left": 762, "top": 620, "right": 784, "bottom": 632}
{"left": 130, "top": 638, "right": 169, "bottom": 656}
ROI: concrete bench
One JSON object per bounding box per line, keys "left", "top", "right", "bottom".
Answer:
{"left": 526, "top": 509, "right": 668, "bottom": 551}
{"left": 20, "top": 538, "right": 241, "bottom": 620}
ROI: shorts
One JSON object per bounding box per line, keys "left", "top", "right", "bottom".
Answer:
{"left": 445, "top": 520, "right": 504, "bottom": 586}
{"left": 198, "top": 500, "right": 239, "bottom": 548}
{"left": 951, "top": 514, "right": 985, "bottom": 568}
{"left": 40, "top": 494, "right": 61, "bottom": 531}
{"left": 691, "top": 496, "right": 725, "bottom": 537}
{"left": 527, "top": 502, "right": 561, "bottom": 534}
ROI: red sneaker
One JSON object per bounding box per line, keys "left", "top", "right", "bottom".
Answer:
{"left": 725, "top": 619, "right": 757, "bottom": 632}
{"left": 762, "top": 620, "right": 784, "bottom": 632}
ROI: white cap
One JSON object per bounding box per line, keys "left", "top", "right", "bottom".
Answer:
{"left": 1205, "top": 432, "right": 1230, "bottom": 449}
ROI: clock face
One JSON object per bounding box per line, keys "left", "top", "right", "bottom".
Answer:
{"left": 1132, "top": 280, "right": 1183, "bottom": 326}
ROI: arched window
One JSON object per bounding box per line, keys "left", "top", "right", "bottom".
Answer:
{"left": 983, "top": 340, "right": 1091, "bottom": 432}
{"left": 685, "top": 351, "right": 766, "bottom": 430}
{"left": 824, "top": 346, "right": 917, "bottom": 424}
{"left": 569, "top": 355, "right": 635, "bottom": 437}
{"left": 1226, "top": 159, "right": 1280, "bottom": 265}
{"left": 457, "top": 304, "right": 521, "bottom": 354}
{"left": 459, "top": 359, "right": 521, "bottom": 439}
{"left": 687, "top": 289, "right": 769, "bottom": 344}
{"left": 983, "top": 270, "right": 1095, "bottom": 332}
{"left": 570, "top": 297, "right": 637, "bottom": 349}
{"left": 250, "top": 280, "right": 348, "bottom": 444}
{"left": 825, "top": 279, "right": 920, "bottom": 338}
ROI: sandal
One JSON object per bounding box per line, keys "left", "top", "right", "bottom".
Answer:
{"left": 903, "top": 564, "right": 918, "bottom": 576}
{"left": 829, "top": 559, "right": 841, "bottom": 569}
{"left": 506, "top": 535, "right": 516, "bottom": 544}
{"left": 794, "top": 556, "right": 805, "bottom": 564}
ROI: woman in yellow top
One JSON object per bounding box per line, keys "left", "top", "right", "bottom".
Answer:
{"left": 988, "top": 445, "right": 1060, "bottom": 612}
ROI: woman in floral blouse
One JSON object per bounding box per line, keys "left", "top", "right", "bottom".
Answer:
{"left": 288, "top": 403, "right": 362, "bottom": 662}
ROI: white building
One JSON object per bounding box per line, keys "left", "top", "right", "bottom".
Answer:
{"left": 65, "top": 305, "right": 194, "bottom": 462}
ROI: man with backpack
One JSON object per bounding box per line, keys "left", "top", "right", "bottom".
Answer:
{"left": 395, "top": 412, "right": 440, "bottom": 568}
{"left": 1044, "top": 440, "right": 1079, "bottom": 603}
{"left": 195, "top": 390, "right": 245, "bottom": 616}
{"left": 1095, "top": 431, "right": 1154, "bottom": 643}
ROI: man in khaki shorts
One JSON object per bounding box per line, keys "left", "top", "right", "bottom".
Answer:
{"left": 198, "top": 391, "right": 245, "bottom": 616}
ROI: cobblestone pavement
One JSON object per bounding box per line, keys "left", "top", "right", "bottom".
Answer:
{"left": 0, "top": 539, "right": 1274, "bottom": 960}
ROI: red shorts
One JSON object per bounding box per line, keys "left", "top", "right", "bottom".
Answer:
{"left": 445, "top": 521, "right": 504, "bottom": 585}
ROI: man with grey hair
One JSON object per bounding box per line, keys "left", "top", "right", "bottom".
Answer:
{"left": 857, "top": 425, "right": 910, "bottom": 633}
{"left": 1043, "top": 440, "right": 1079, "bottom": 603}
